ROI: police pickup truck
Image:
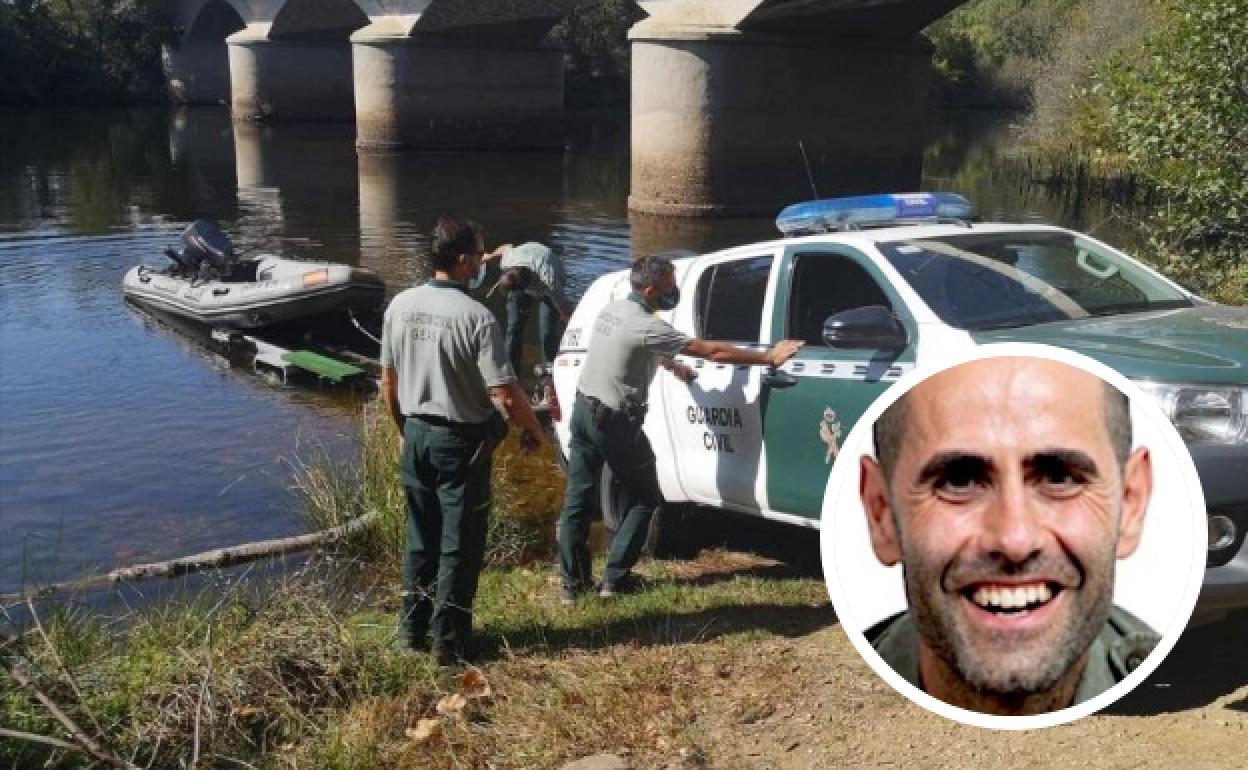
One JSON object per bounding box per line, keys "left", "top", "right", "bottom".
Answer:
{"left": 549, "top": 193, "right": 1248, "bottom": 615}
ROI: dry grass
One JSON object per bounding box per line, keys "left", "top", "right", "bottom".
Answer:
{"left": 289, "top": 403, "right": 565, "bottom": 570}
{"left": 1, "top": 560, "right": 441, "bottom": 768}
{"left": 2, "top": 405, "right": 832, "bottom": 768}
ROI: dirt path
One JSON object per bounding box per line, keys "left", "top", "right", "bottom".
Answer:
{"left": 547, "top": 537, "right": 1248, "bottom": 770}
{"left": 610, "top": 516, "right": 1247, "bottom": 769}
{"left": 676, "top": 619, "right": 1245, "bottom": 769}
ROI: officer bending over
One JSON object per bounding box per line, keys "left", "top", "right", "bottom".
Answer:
{"left": 558, "top": 255, "right": 804, "bottom": 601}
{"left": 489, "top": 242, "right": 572, "bottom": 373}
{"left": 380, "top": 217, "right": 545, "bottom": 664}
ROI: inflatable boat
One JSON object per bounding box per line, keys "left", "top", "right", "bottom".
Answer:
{"left": 123, "top": 220, "right": 385, "bottom": 329}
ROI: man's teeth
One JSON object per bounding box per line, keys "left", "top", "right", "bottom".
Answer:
{"left": 970, "top": 584, "right": 1053, "bottom": 610}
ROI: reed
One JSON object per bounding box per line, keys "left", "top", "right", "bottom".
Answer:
{"left": 289, "top": 402, "right": 563, "bottom": 572}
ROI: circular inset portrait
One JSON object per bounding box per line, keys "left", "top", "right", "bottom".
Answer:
{"left": 820, "top": 343, "right": 1207, "bottom": 729}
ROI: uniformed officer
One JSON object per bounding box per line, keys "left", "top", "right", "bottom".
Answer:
{"left": 487, "top": 242, "right": 572, "bottom": 373}
{"left": 379, "top": 217, "right": 545, "bottom": 663}
{"left": 558, "top": 254, "right": 804, "bottom": 601}
{"left": 859, "top": 356, "right": 1159, "bottom": 714}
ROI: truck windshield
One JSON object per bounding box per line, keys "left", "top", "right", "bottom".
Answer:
{"left": 877, "top": 231, "right": 1192, "bottom": 331}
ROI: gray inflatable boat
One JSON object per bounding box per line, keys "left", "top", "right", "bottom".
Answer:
{"left": 123, "top": 220, "right": 385, "bottom": 329}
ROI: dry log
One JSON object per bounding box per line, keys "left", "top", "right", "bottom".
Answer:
{"left": 1, "top": 512, "right": 379, "bottom": 602}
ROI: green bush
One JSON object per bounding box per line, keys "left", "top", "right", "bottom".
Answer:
{"left": 551, "top": 0, "right": 644, "bottom": 107}
{"left": 925, "top": 0, "right": 1081, "bottom": 107}
{"left": 0, "top": 0, "right": 170, "bottom": 104}
{"left": 1077, "top": 0, "right": 1247, "bottom": 301}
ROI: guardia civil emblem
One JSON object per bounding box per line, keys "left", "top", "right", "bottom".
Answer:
{"left": 819, "top": 408, "right": 843, "bottom": 463}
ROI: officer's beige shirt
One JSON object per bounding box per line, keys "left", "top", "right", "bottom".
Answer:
{"left": 577, "top": 294, "right": 689, "bottom": 410}
{"left": 380, "top": 280, "right": 515, "bottom": 424}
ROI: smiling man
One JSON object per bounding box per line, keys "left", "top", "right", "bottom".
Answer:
{"left": 859, "top": 356, "right": 1161, "bottom": 715}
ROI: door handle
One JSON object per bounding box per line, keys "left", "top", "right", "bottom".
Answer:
{"left": 762, "top": 367, "right": 798, "bottom": 389}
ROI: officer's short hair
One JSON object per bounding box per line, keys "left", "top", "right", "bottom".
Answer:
{"left": 631, "top": 254, "right": 674, "bottom": 292}
{"left": 430, "top": 217, "right": 483, "bottom": 271}
{"left": 872, "top": 380, "right": 1132, "bottom": 485}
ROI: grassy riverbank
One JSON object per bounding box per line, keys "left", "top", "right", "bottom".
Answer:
{"left": 0, "top": 409, "right": 829, "bottom": 768}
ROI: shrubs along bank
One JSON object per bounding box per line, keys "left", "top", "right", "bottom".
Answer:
{"left": 931, "top": 0, "right": 1245, "bottom": 303}
{"left": 1023, "top": 0, "right": 1246, "bottom": 303}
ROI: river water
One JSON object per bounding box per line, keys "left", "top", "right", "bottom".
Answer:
{"left": 0, "top": 106, "right": 1142, "bottom": 595}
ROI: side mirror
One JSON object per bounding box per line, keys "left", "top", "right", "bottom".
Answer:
{"left": 822, "top": 305, "right": 908, "bottom": 349}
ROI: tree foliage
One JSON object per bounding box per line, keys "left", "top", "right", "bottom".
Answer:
{"left": 0, "top": 0, "right": 171, "bottom": 104}
{"left": 1078, "top": 0, "right": 1247, "bottom": 300}
{"left": 551, "top": 0, "right": 642, "bottom": 106}
{"left": 924, "top": 0, "right": 1081, "bottom": 107}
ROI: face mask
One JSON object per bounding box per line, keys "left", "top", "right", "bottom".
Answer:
{"left": 655, "top": 286, "right": 681, "bottom": 311}
{"left": 467, "top": 258, "right": 487, "bottom": 290}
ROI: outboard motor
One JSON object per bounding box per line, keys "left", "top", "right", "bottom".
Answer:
{"left": 182, "top": 219, "right": 236, "bottom": 275}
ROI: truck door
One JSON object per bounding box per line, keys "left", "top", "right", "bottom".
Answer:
{"left": 759, "top": 246, "right": 918, "bottom": 522}
{"left": 662, "top": 251, "right": 778, "bottom": 511}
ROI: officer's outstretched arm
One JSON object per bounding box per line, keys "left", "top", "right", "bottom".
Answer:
{"left": 489, "top": 382, "right": 545, "bottom": 450}
{"left": 682, "top": 338, "right": 804, "bottom": 367}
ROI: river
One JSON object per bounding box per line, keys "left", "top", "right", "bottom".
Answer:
{"left": 0, "top": 106, "right": 1145, "bottom": 595}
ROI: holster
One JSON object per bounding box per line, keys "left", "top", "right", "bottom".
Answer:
{"left": 584, "top": 394, "right": 646, "bottom": 440}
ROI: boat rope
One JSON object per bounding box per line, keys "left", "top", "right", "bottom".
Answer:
{"left": 347, "top": 307, "right": 381, "bottom": 345}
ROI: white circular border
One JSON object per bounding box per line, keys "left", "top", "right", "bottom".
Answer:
{"left": 819, "top": 342, "right": 1208, "bottom": 730}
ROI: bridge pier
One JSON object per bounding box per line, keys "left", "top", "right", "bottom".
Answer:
{"left": 629, "top": 21, "right": 932, "bottom": 217}
{"left": 351, "top": 22, "right": 565, "bottom": 150}
{"left": 226, "top": 25, "right": 355, "bottom": 122}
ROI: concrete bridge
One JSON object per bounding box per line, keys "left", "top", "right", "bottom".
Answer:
{"left": 163, "top": 0, "right": 966, "bottom": 215}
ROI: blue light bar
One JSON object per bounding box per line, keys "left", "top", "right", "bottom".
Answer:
{"left": 776, "top": 192, "right": 976, "bottom": 236}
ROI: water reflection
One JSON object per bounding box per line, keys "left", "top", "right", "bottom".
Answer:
{"left": 354, "top": 147, "right": 566, "bottom": 292}
{"left": 921, "top": 110, "right": 1143, "bottom": 249}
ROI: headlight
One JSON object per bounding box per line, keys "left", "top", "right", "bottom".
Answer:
{"left": 1134, "top": 381, "right": 1248, "bottom": 445}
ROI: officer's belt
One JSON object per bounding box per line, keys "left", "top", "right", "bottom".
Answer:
{"left": 407, "top": 413, "right": 490, "bottom": 434}
{"left": 577, "top": 392, "right": 646, "bottom": 421}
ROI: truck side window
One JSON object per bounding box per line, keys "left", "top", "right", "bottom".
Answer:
{"left": 788, "top": 253, "right": 894, "bottom": 346}
{"left": 695, "top": 255, "right": 773, "bottom": 343}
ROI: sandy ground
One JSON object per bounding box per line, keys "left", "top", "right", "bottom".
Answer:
{"left": 670, "top": 616, "right": 1246, "bottom": 769}
{"left": 615, "top": 518, "right": 1248, "bottom": 770}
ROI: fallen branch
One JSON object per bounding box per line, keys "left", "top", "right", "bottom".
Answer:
{"left": 0, "top": 512, "right": 379, "bottom": 602}
{"left": 3, "top": 660, "right": 141, "bottom": 769}
{"left": 0, "top": 726, "right": 79, "bottom": 751}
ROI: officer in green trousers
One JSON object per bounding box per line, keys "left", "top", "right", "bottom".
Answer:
{"left": 557, "top": 255, "right": 804, "bottom": 602}
{"left": 379, "top": 217, "right": 544, "bottom": 664}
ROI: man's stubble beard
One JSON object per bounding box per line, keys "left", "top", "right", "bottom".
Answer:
{"left": 900, "top": 524, "right": 1117, "bottom": 696}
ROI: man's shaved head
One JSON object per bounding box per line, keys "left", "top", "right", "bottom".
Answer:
{"left": 874, "top": 365, "right": 1131, "bottom": 484}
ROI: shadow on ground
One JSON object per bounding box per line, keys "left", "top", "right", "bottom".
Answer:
{"left": 1107, "top": 608, "right": 1248, "bottom": 715}
{"left": 478, "top": 507, "right": 834, "bottom": 661}
{"left": 479, "top": 600, "right": 838, "bottom": 661}
{"left": 654, "top": 505, "right": 824, "bottom": 579}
